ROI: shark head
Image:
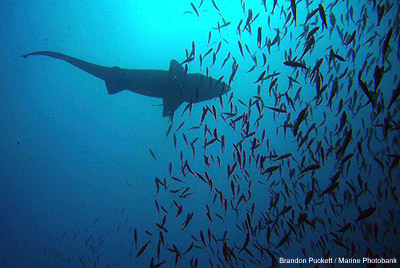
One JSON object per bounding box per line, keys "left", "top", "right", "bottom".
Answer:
{"left": 183, "top": 73, "right": 231, "bottom": 104}
{"left": 163, "top": 60, "right": 231, "bottom": 117}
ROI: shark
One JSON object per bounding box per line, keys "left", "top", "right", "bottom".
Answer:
{"left": 22, "top": 51, "right": 231, "bottom": 118}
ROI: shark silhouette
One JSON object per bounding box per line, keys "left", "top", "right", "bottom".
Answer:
{"left": 22, "top": 51, "right": 231, "bottom": 117}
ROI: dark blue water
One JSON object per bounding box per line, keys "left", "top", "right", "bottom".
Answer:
{"left": 1, "top": 0, "right": 399, "bottom": 267}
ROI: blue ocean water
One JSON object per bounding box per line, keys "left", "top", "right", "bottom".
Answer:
{"left": 1, "top": 0, "right": 400, "bottom": 267}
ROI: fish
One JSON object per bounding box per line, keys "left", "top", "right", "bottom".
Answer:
{"left": 307, "top": 26, "right": 320, "bottom": 40}
{"left": 377, "top": 4, "right": 385, "bottom": 26}
{"left": 149, "top": 149, "right": 157, "bottom": 162}
{"left": 327, "top": 78, "right": 339, "bottom": 108}
{"left": 318, "top": 4, "right": 328, "bottom": 30}
{"left": 181, "top": 56, "right": 194, "bottom": 65}
{"left": 212, "top": 22, "right": 231, "bottom": 31}
{"left": 300, "top": 164, "right": 321, "bottom": 175}
{"left": 134, "top": 228, "right": 138, "bottom": 248}
{"left": 304, "top": 190, "right": 314, "bottom": 208}
{"left": 181, "top": 212, "right": 194, "bottom": 230}
{"left": 216, "top": 41, "right": 222, "bottom": 55}
{"left": 276, "top": 231, "right": 291, "bottom": 248}
{"left": 238, "top": 41, "right": 245, "bottom": 59}
{"left": 271, "top": 0, "right": 278, "bottom": 15}
{"left": 274, "top": 153, "right": 292, "bottom": 161}
{"left": 254, "top": 70, "right": 266, "bottom": 83}
{"left": 290, "top": 0, "right": 297, "bottom": 26}
{"left": 262, "top": 53, "right": 267, "bottom": 66}
{"left": 305, "top": 8, "right": 320, "bottom": 25}
{"left": 221, "top": 52, "right": 231, "bottom": 70}
{"left": 320, "top": 181, "right": 339, "bottom": 196}
{"left": 136, "top": 239, "right": 151, "bottom": 258}
{"left": 388, "top": 81, "right": 400, "bottom": 109}
{"left": 174, "top": 121, "right": 185, "bottom": 134}
{"left": 356, "top": 207, "right": 377, "bottom": 222}
{"left": 269, "top": 77, "right": 278, "bottom": 94}
{"left": 22, "top": 51, "right": 231, "bottom": 118}
{"left": 300, "top": 36, "right": 315, "bottom": 59}
{"left": 292, "top": 105, "right": 308, "bottom": 137}
{"left": 257, "top": 27, "right": 262, "bottom": 48}
{"left": 190, "top": 2, "right": 199, "bottom": 19}
{"left": 382, "top": 27, "right": 393, "bottom": 62}
{"left": 358, "top": 71, "right": 374, "bottom": 108}
{"left": 266, "top": 106, "right": 286, "bottom": 113}
{"left": 343, "top": 30, "right": 356, "bottom": 45}
{"left": 243, "top": 9, "right": 253, "bottom": 33}
{"left": 211, "top": 0, "right": 220, "bottom": 12}
{"left": 337, "top": 223, "right": 351, "bottom": 233}
{"left": 278, "top": 205, "right": 292, "bottom": 216}
{"left": 236, "top": 19, "right": 243, "bottom": 36}
{"left": 228, "top": 62, "right": 239, "bottom": 86}
{"left": 200, "top": 230, "right": 207, "bottom": 248}
{"left": 262, "top": 165, "right": 280, "bottom": 176}
{"left": 373, "top": 65, "right": 384, "bottom": 91}
{"left": 203, "top": 48, "right": 213, "bottom": 58}
{"left": 150, "top": 260, "right": 166, "bottom": 268}
{"left": 210, "top": 52, "right": 217, "bottom": 67}
{"left": 239, "top": 232, "right": 250, "bottom": 252}
{"left": 284, "top": 60, "right": 308, "bottom": 70}
{"left": 284, "top": 8, "right": 293, "bottom": 27}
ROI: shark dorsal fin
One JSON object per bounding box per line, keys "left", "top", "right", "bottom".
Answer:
{"left": 168, "top": 60, "right": 185, "bottom": 93}
{"left": 169, "top": 60, "right": 185, "bottom": 80}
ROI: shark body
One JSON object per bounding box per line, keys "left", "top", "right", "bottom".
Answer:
{"left": 22, "top": 51, "right": 231, "bottom": 117}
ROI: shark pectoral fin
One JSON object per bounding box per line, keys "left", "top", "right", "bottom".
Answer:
{"left": 162, "top": 60, "right": 186, "bottom": 117}
{"left": 162, "top": 97, "right": 183, "bottom": 117}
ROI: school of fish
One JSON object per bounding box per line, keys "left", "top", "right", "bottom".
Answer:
{"left": 44, "top": 0, "right": 400, "bottom": 267}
